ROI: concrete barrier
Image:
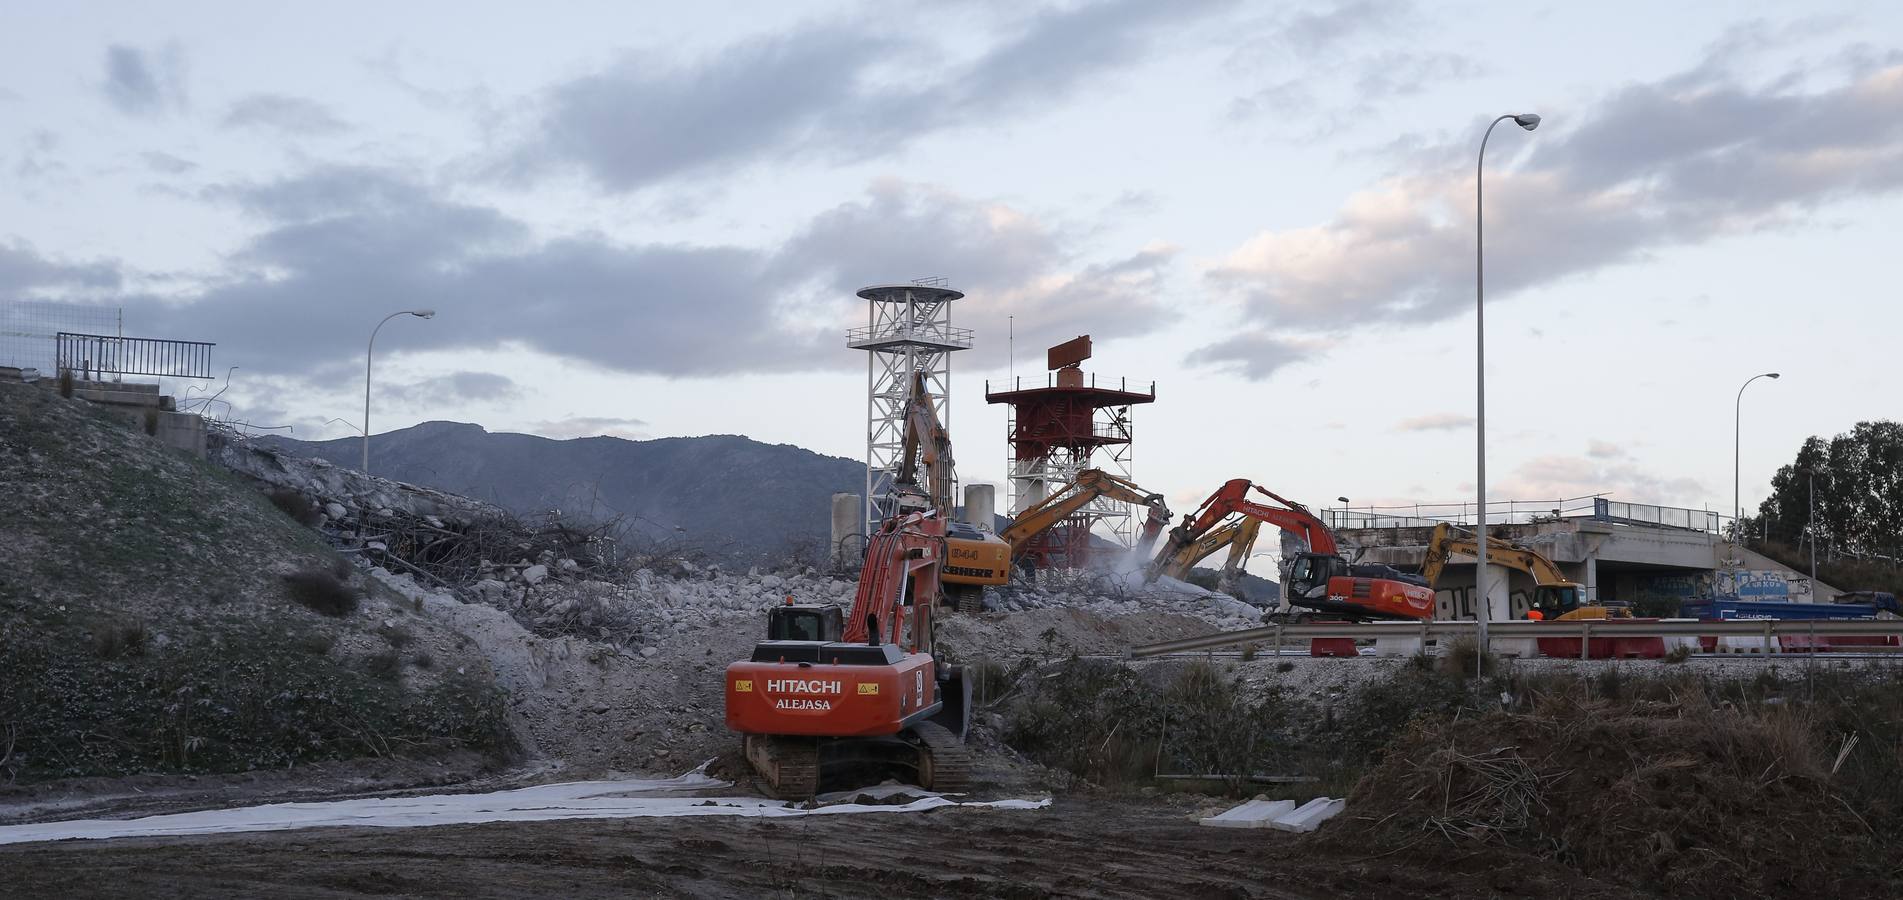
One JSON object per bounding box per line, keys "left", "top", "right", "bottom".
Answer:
{"left": 1309, "top": 638, "right": 1357, "bottom": 657}
{"left": 1373, "top": 637, "right": 1422, "bottom": 657}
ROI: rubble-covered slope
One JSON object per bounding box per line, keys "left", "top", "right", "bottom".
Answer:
{"left": 0, "top": 382, "right": 510, "bottom": 782}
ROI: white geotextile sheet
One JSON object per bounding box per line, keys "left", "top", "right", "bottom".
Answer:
{"left": 0, "top": 773, "right": 1051, "bottom": 846}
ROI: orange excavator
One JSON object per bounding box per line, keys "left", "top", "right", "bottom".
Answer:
{"left": 1146, "top": 479, "right": 1436, "bottom": 621}
{"left": 725, "top": 508, "right": 972, "bottom": 798}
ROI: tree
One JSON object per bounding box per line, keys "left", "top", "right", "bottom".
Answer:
{"left": 1755, "top": 421, "right": 1903, "bottom": 560}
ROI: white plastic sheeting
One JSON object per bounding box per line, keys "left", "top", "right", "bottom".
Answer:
{"left": 0, "top": 774, "right": 1051, "bottom": 846}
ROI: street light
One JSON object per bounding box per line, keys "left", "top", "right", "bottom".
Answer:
{"left": 1733, "top": 372, "right": 1780, "bottom": 543}
{"left": 1475, "top": 112, "right": 1540, "bottom": 656}
{"left": 363, "top": 309, "right": 435, "bottom": 474}
{"left": 1798, "top": 466, "right": 1823, "bottom": 584}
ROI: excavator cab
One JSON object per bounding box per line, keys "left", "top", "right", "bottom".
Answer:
{"left": 1531, "top": 585, "right": 1583, "bottom": 619}
{"left": 766, "top": 604, "right": 843, "bottom": 642}
{"left": 1284, "top": 553, "right": 1345, "bottom": 600}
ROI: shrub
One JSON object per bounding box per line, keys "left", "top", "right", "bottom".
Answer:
{"left": 90, "top": 620, "right": 149, "bottom": 660}
{"left": 283, "top": 567, "right": 359, "bottom": 617}
{"left": 267, "top": 488, "right": 323, "bottom": 527}
{"left": 364, "top": 649, "right": 403, "bottom": 681}
{"left": 293, "top": 630, "right": 337, "bottom": 656}
{"left": 378, "top": 623, "right": 414, "bottom": 649}
{"left": 141, "top": 408, "right": 159, "bottom": 437}
{"left": 57, "top": 369, "right": 73, "bottom": 398}
{"left": 1437, "top": 635, "right": 1499, "bottom": 678}
{"left": 412, "top": 651, "right": 434, "bottom": 670}
{"left": 1664, "top": 644, "right": 1694, "bottom": 664}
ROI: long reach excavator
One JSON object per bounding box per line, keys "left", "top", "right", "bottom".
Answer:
{"left": 724, "top": 373, "right": 974, "bottom": 798}
{"left": 1147, "top": 479, "right": 1435, "bottom": 621}
{"left": 942, "top": 468, "right": 1172, "bottom": 597}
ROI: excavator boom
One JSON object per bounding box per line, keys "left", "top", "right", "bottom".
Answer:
{"left": 1149, "top": 479, "right": 1435, "bottom": 621}
{"left": 1419, "top": 523, "right": 1614, "bottom": 620}
{"left": 943, "top": 468, "right": 1171, "bottom": 592}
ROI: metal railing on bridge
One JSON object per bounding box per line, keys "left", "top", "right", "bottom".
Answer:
{"left": 1130, "top": 618, "right": 1903, "bottom": 659}
{"left": 1322, "top": 495, "right": 1735, "bottom": 536}
{"left": 56, "top": 332, "right": 214, "bottom": 380}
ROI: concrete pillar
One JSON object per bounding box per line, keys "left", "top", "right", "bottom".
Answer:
{"left": 963, "top": 483, "right": 996, "bottom": 531}
{"left": 830, "top": 492, "right": 860, "bottom": 561}
{"left": 1584, "top": 553, "right": 1598, "bottom": 605}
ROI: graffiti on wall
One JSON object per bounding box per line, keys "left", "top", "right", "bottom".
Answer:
{"left": 1435, "top": 586, "right": 1534, "bottom": 621}
{"left": 1639, "top": 570, "right": 1812, "bottom": 601}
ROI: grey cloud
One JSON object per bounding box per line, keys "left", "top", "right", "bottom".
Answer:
{"left": 1396, "top": 413, "right": 1474, "bottom": 432}
{"left": 528, "top": 415, "right": 648, "bottom": 440}
{"left": 1353, "top": 52, "right": 1482, "bottom": 98}
{"left": 103, "top": 44, "right": 186, "bottom": 116}
{"left": 516, "top": 0, "right": 1228, "bottom": 191}
{"left": 1280, "top": 0, "right": 1410, "bottom": 52}
{"left": 0, "top": 241, "right": 123, "bottom": 295}
{"left": 776, "top": 181, "right": 1179, "bottom": 366}
{"left": 1193, "top": 332, "right": 1318, "bottom": 380}
{"left": 129, "top": 169, "right": 1158, "bottom": 383}
{"left": 1494, "top": 452, "right": 1706, "bottom": 507}
{"left": 1586, "top": 439, "right": 1624, "bottom": 459}
{"left": 384, "top": 371, "right": 523, "bottom": 406}
{"left": 1226, "top": 4, "right": 1478, "bottom": 134}
{"left": 141, "top": 151, "right": 197, "bottom": 175}
{"left": 1203, "top": 56, "right": 1903, "bottom": 374}
{"left": 223, "top": 94, "right": 349, "bottom": 136}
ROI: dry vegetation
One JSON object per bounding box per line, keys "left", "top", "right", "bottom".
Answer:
{"left": 0, "top": 381, "right": 512, "bottom": 783}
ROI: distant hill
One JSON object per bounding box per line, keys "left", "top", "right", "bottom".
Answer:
{"left": 260, "top": 423, "right": 865, "bottom": 565}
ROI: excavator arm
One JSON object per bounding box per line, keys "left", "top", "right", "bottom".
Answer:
{"left": 840, "top": 512, "right": 943, "bottom": 647}
{"left": 1155, "top": 516, "right": 1258, "bottom": 582}
{"left": 997, "top": 469, "right": 1170, "bottom": 553}
{"left": 1147, "top": 479, "right": 1338, "bottom": 580}
{"left": 894, "top": 371, "right": 954, "bottom": 515}
{"left": 1421, "top": 522, "right": 1570, "bottom": 588}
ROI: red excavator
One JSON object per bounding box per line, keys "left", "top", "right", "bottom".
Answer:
{"left": 725, "top": 509, "right": 970, "bottom": 798}
{"left": 1146, "top": 479, "right": 1435, "bottom": 621}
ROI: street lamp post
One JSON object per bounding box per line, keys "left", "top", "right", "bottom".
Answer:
{"left": 1799, "top": 467, "right": 1822, "bottom": 583}
{"left": 1475, "top": 112, "right": 1539, "bottom": 657}
{"left": 1733, "top": 372, "right": 1780, "bottom": 543}
{"left": 363, "top": 309, "right": 436, "bottom": 474}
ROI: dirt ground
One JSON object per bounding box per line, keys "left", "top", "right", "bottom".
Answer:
{"left": 0, "top": 793, "right": 1648, "bottom": 900}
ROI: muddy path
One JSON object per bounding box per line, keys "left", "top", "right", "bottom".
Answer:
{"left": 0, "top": 796, "right": 1645, "bottom": 900}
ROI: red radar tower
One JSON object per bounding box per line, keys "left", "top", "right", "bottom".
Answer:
{"left": 985, "top": 335, "right": 1155, "bottom": 570}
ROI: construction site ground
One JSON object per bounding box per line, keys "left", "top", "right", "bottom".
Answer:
{"left": 0, "top": 791, "right": 1645, "bottom": 900}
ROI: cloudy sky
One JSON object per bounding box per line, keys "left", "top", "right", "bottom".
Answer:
{"left": 5, "top": 1, "right": 1900, "bottom": 524}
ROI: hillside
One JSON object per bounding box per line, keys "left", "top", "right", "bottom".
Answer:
{"left": 261, "top": 423, "right": 864, "bottom": 565}
{"left": 0, "top": 381, "right": 511, "bottom": 783}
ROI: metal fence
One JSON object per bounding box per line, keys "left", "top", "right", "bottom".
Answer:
{"left": 1321, "top": 495, "right": 1736, "bottom": 536}
{"left": 56, "top": 332, "right": 214, "bottom": 380}
{"left": 1130, "top": 618, "right": 1903, "bottom": 658}
{"left": 0, "top": 301, "right": 119, "bottom": 374}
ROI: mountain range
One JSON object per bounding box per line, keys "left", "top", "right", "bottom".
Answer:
{"left": 260, "top": 422, "right": 864, "bottom": 565}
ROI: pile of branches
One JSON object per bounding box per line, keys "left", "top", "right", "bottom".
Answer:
{"left": 1321, "top": 683, "right": 1892, "bottom": 898}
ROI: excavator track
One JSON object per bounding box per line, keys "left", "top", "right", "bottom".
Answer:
{"left": 745, "top": 734, "right": 820, "bottom": 800}
{"left": 907, "top": 720, "right": 972, "bottom": 793}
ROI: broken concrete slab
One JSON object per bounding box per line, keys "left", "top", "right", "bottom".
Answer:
{"left": 1269, "top": 797, "right": 1344, "bottom": 833}
{"left": 1197, "top": 798, "right": 1295, "bottom": 828}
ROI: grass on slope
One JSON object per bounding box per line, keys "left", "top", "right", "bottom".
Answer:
{"left": 0, "top": 382, "right": 511, "bottom": 782}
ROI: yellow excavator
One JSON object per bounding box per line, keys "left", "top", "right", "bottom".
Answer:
{"left": 941, "top": 468, "right": 1171, "bottom": 610}
{"left": 1419, "top": 522, "right": 1627, "bottom": 621}
{"left": 1152, "top": 516, "right": 1262, "bottom": 591}
{"left": 884, "top": 371, "right": 1011, "bottom": 613}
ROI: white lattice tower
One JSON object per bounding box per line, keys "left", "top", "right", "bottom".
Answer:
{"left": 848, "top": 282, "right": 972, "bottom": 535}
